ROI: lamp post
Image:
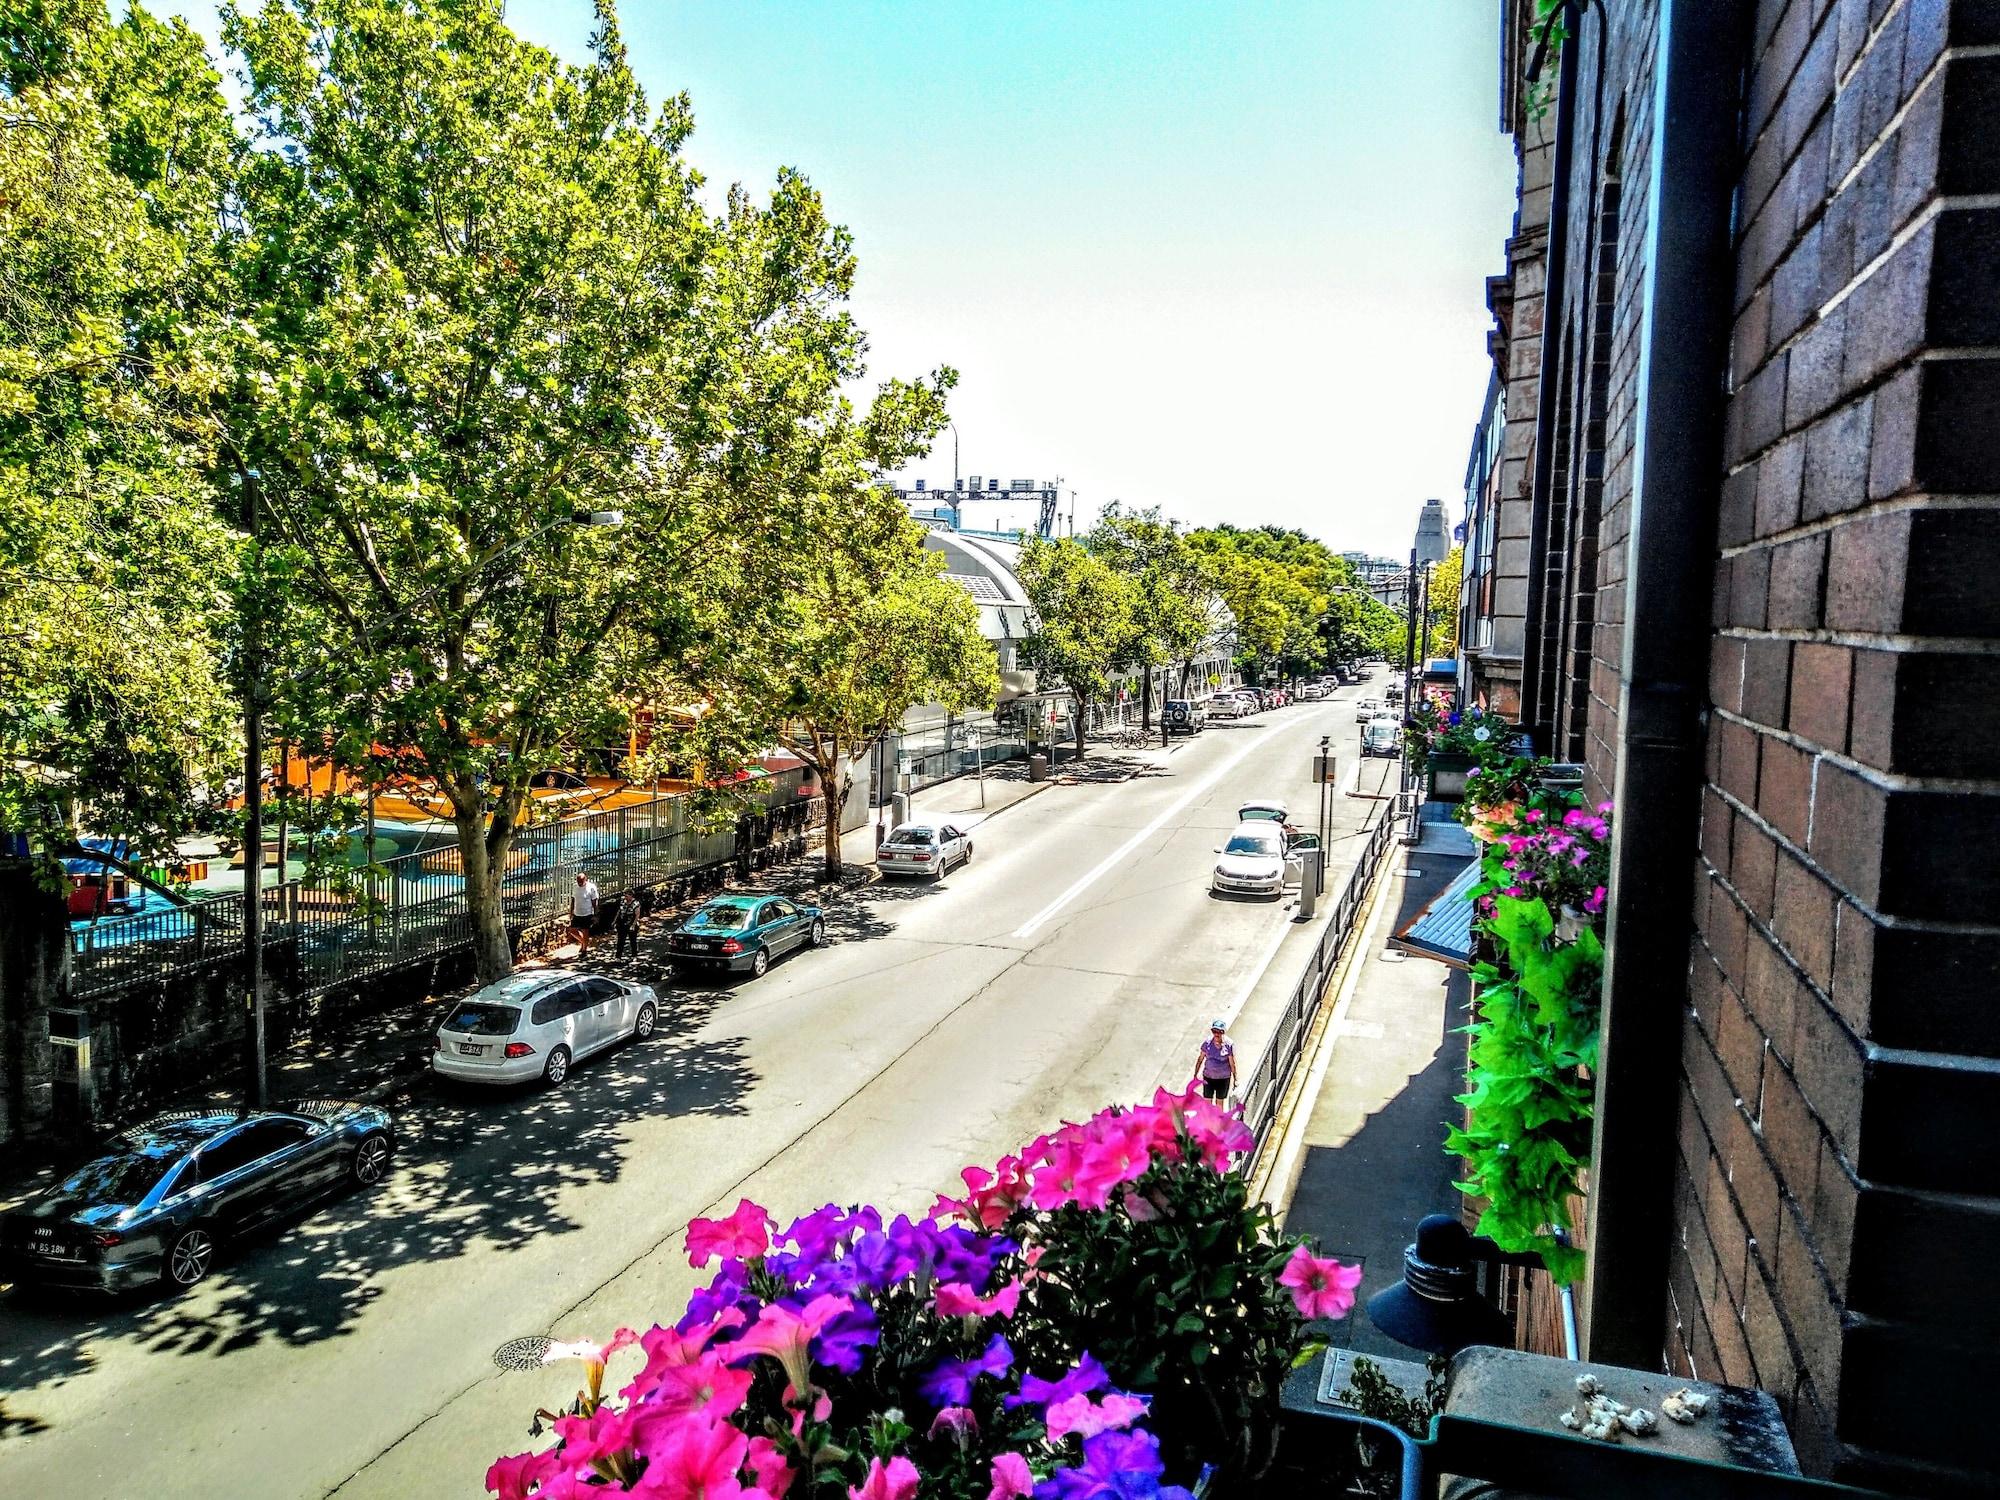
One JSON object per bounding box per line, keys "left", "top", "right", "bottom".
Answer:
{"left": 948, "top": 423, "right": 961, "bottom": 530}
{"left": 1402, "top": 500, "right": 1452, "bottom": 800}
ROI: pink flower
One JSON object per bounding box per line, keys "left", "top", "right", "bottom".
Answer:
{"left": 486, "top": 1448, "right": 562, "bottom": 1500}
{"left": 987, "top": 1452, "right": 1036, "bottom": 1500}
{"left": 1043, "top": 1390, "right": 1151, "bottom": 1441}
{"left": 1119, "top": 1186, "right": 1158, "bottom": 1223}
{"left": 729, "top": 1294, "right": 853, "bottom": 1395}
{"left": 647, "top": 1354, "right": 755, "bottom": 1421}
{"left": 746, "top": 1436, "right": 796, "bottom": 1499}
{"left": 631, "top": 1414, "right": 748, "bottom": 1499}
{"left": 686, "top": 1199, "right": 774, "bottom": 1267}
{"left": 849, "top": 1456, "right": 921, "bottom": 1500}
{"left": 928, "top": 1405, "right": 980, "bottom": 1449}
{"left": 1278, "top": 1243, "right": 1364, "bottom": 1320}
{"left": 934, "top": 1278, "right": 1022, "bottom": 1319}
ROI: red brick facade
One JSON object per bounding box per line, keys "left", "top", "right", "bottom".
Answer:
{"left": 1491, "top": 2, "right": 2000, "bottom": 1491}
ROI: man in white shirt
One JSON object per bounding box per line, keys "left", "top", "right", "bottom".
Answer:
{"left": 568, "top": 872, "right": 600, "bottom": 954}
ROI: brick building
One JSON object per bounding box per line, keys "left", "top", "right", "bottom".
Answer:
{"left": 1476, "top": 1, "right": 2000, "bottom": 1492}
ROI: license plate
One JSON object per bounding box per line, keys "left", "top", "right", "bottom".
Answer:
{"left": 33, "top": 1242, "right": 75, "bottom": 1259}
{"left": 457, "top": 1042, "right": 485, "bottom": 1056}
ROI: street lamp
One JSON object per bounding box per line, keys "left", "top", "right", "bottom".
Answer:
{"left": 947, "top": 424, "right": 961, "bottom": 530}
{"left": 1401, "top": 500, "right": 1452, "bottom": 799}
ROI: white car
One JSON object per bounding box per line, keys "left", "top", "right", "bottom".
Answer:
{"left": 1361, "top": 718, "right": 1402, "bottom": 758}
{"left": 433, "top": 971, "right": 659, "bottom": 1088}
{"left": 1212, "top": 822, "right": 1290, "bottom": 899}
{"left": 1354, "top": 698, "right": 1384, "bottom": 722}
{"left": 1208, "top": 692, "right": 1255, "bottom": 719}
{"left": 878, "top": 821, "right": 972, "bottom": 879}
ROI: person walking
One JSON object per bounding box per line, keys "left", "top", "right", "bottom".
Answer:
{"left": 1195, "top": 1018, "right": 1236, "bottom": 1102}
{"left": 613, "top": 889, "right": 640, "bottom": 959}
{"left": 568, "top": 871, "right": 601, "bottom": 954}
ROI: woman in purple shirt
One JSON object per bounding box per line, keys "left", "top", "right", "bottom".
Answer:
{"left": 1196, "top": 1019, "right": 1236, "bottom": 1102}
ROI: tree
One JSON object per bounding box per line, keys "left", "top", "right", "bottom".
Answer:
{"left": 0, "top": 1, "right": 241, "bottom": 871}
{"left": 1084, "top": 505, "right": 1213, "bottom": 729}
{"left": 741, "top": 385, "right": 995, "bottom": 878}
{"left": 1018, "top": 537, "right": 1136, "bottom": 760}
{"left": 1424, "top": 545, "right": 1464, "bottom": 658}
{"left": 221, "top": 0, "right": 866, "bottom": 982}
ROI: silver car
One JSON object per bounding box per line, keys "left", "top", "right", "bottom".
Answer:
{"left": 1212, "top": 823, "right": 1289, "bottom": 899}
{"left": 878, "top": 822, "right": 973, "bottom": 879}
{"left": 432, "top": 971, "right": 659, "bottom": 1088}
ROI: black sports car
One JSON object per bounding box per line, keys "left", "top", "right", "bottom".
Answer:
{"left": 0, "top": 1101, "right": 395, "bottom": 1294}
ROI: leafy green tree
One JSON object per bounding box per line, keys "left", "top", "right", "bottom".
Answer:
{"left": 1425, "top": 544, "right": 1463, "bottom": 658}
{"left": 0, "top": 0, "right": 241, "bottom": 874}
{"left": 220, "top": 0, "right": 870, "bottom": 981}
{"left": 1018, "top": 536, "right": 1136, "bottom": 760}
{"left": 1084, "top": 505, "right": 1213, "bottom": 728}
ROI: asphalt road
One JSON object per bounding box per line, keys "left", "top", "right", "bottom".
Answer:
{"left": 0, "top": 676, "right": 1400, "bottom": 1499}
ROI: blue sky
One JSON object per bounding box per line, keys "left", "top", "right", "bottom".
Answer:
{"left": 172, "top": 1, "right": 1517, "bottom": 555}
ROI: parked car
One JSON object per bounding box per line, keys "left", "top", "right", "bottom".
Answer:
{"left": 878, "top": 822, "right": 973, "bottom": 879}
{"left": 666, "top": 892, "right": 826, "bottom": 977}
{"left": 1385, "top": 681, "right": 1405, "bottom": 703}
{"left": 434, "top": 971, "right": 661, "bottom": 1087}
{"left": 1300, "top": 683, "right": 1326, "bottom": 701}
{"left": 1236, "top": 799, "right": 1291, "bottom": 826}
{"left": 1207, "top": 693, "right": 1253, "bottom": 720}
{"left": 1361, "top": 718, "right": 1402, "bottom": 758}
{"left": 0, "top": 1102, "right": 395, "bottom": 1293}
{"left": 1211, "top": 822, "right": 1291, "bottom": 899}
{"left": 1354, "top": 697, "right": 1384, "bottom": 722}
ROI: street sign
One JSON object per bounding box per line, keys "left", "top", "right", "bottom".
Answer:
{"left": 1314, "top": 754, "right": 1339, "bottom": 784}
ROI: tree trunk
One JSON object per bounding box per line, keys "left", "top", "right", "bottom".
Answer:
{"left": 1073, "top": 695, "right": 1087, "bottom": 760}
{"left": 820, "top": 763, "right": 845, "bottom": 879}
{"left": 455, "top": 808, "right": 515, "bottom": 985}
{"left": 1140, "top": 664, "right": 1151, "bottom": 734}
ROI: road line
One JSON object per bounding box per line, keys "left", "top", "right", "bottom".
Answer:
{"left": 1009, "top": 721, "right": 1300, "bottom": 940}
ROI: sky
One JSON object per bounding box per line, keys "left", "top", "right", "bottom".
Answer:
{"left": 167, "top": 0, "right": 1519, "bottom": 557}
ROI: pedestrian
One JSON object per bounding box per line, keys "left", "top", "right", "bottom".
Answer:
{"left": 568, "top": 871, "right": 600, "bottom": 954}
{"left": 1195, "top": 1018, "right": 1236, "bottom": 1102}
{"left": 613, "top": 889, "right": 640, "bottom": 959}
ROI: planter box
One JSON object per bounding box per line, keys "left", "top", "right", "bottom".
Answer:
{"left": 1427, "top": 752, "right": 1475, "bottom": 803}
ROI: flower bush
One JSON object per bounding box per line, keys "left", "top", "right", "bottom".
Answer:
{"left": 488, "top": 1089, "right": 1359, "bottom": 1499}
{"left": 1401, "top": 699, "right": 1509, "bottom": 778}
{"left": 1445, "top": 783, "right": 1614, "bottom": 1283}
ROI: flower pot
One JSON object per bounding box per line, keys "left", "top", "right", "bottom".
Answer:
{"left": 1555, "top": 903, "right": 1591, "bottom": 944}
{"left": 1426, "top": 752, "right": 1474, "bottom": 803}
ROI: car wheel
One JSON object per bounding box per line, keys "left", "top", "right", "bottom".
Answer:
{"left": 634, "top": 1001, "right": 656, "bottom": 1040}
{"left": 164, "top": 1226, "right": 217, "bottom": 1290}
{"left": 962, "top": 842, "right": 973, "bottom": 867}
{"left": 809, "top": 918, "right": 826, "bottom": 948}
{"left": 750, "top": 947, "right": 770, "bottom": 978}
{"left": 543, "top": 1045, "right": 571, "bottom": 1087}
{"left": 351, "top": 1131, "right": 393, "bottom": 1187}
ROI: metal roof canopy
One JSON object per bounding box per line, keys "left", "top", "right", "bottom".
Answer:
{"left": 1389, "top": 859, "right": 1485, "bottom": 969}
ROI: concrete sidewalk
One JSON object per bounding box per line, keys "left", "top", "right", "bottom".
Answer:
{"left": 1263, "top": 806, "right": 1477, "bottom": 1360}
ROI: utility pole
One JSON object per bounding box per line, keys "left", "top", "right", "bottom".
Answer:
{"left": 1401, "top": 546, "right": 1420, "bottom": 798}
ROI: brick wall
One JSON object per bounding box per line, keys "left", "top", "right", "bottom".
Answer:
{"left": 1513, "top": 0, "right": 2000, "bottom": 1491}
{"left": 1684, "top": 1, "right": 2000, "bottom": 1489}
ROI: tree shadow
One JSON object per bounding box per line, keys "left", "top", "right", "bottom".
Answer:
{"left": 0, "top": 986, "right": 751, "bottom": 1440}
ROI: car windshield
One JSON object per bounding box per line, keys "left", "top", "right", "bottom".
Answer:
{"left": 1224, "top": 831, "right": 1283, "bottom": 857}
{"left": 889, "top": 827, "right": 935, "bottom": 845}
{"left": 444, "top": 1002, "right": 520, "bottom": 1037}
{"left": 1239, "top": 808, "right": 1285, "bottom": 822}
{"left": 58, "top": 1150, "right": 178, "bottom": 1206}
{"left": 697, "top": 904, "right": 755, "bottom": 930}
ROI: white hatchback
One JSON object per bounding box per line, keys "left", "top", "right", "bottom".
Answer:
{"left": 432, "top": 971, "right": 659, "bottom": 1088}
{"left": 1212, "top": 823, "right": 1290, "bottom": 899}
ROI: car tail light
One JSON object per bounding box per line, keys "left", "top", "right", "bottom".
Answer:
{"left": 504, "top": 1043, "right": 535, "bottom": 1059}
{"left": 719, "top": 939, "right": 742, "bottom": 954}
{"left": 433, "top": 1034, "right": 444, "bottom": 1051}
{"left": 91, "top": 1231, "right": 123, "bottom": 1248}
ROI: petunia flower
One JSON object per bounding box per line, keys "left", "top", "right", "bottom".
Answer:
{"left": 988, "top": 1452, "right": 1036, "bottom": 1500}
{"left": 935, "top": 1278, "right": 1022, "bottom": 1320}
{"left": 1277, "top": 1243, "right": 1365, "bottom": 1320}
{"left": 643, "top": 1353, "right": 754, "bottom": 1422}
{"left": 850, "top": 1456, "right": 921, "bottom": 1500}
{"left": 728, "top": 1294, "right": 853, "bottom": 1396}
{"left": 632, "top": 1414, "right": 748, "bottom": 1500}
{"left": 746, "top": 1436, "right": 796, "bottom": 1499}
{"left": 486, "top": 1447, "right": 562, "bottom": 1500}
{"left": 1035, "top": 1429, "right": 1190, "bottom": 1499}
{"left": 1043, "top": 1390, "right": 1151, "bottom": 1442}
{"left": 929, "top": 1405, "right": 981, "bottom": 1449}
{"left": 918, "top": 1332, "right": 1014, "bottom": 1408}
{"left": 686, "top": 1199, "right": 775, "bottom": 1268}
{"left": 1006, "top": 1352, "right": 1109, "bottom": 1410}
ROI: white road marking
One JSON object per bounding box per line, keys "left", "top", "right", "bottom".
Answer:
{"left": 1010, "top": 718, "right": 1311, "bottom": 940}
{"left": 1338, "top": 760, "right": 1360, "bottom": 798}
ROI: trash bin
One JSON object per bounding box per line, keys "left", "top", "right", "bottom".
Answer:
{"left": 1028, "top": 753, "right": 1050, "bottom": 783}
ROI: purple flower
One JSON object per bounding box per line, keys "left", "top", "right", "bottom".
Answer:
{"left": 677, "top": 1259, "right": 754, "bottom": 1334}
{"left": 1007, "top": 1352, "right": 1109, "bottom": 1410}
{"left": 919, "top": 1332, "right": 1013, "bottom": 1408}
{"left": 811, "top": 1296, "right": 880, "bottom": 1375}
{"left": 1032, "top": 1430, "right": 1191, "bottom": 1499}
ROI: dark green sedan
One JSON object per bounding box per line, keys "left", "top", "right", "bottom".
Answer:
{"left": 665, "top": 892, "right": 826, "bottom": 978}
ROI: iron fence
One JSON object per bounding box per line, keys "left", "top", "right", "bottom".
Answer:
{"left": 1238, "top": 793, "right": 1409, "bottom": 1167}
{"left": 66, "top": 769, "right": 816, "bottom": 1002}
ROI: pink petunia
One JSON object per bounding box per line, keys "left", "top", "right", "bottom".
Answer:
{"left": 1277, "top": 1243, "right": 1365, "bottom": 1320}
{"left": 646, "top": 1354, "right": 755, "bottom": 1421}
{"left": 686, "top": 1199, "right": 774, "bottom": 1268}
{"left": 934, "top": 1278, "right": 1022, "bottom": 1320}
{"left": 987, "top": 1452, "right": 1036, "bottom": 1500}
{"left": 633, "top": 1415, "right": 749, "bottom": 1500}
{"left": 486, "top": 1448, "right": 563, "bottom": 1500}
{"left": 850, "top": 1455, "right": 922, "bottom": 1500}
{"left": 745, "top": 1436, "right": 796, "bottom": 1499}
{"left": 1043, "top": 1390, "right": 1151, "bottom": 1442}
{"left": 729, "top": 1294, "right": 853, "bottom": 1396}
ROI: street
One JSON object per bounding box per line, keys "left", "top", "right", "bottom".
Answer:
{"left": 0, "top": 682, "right": 1396, "bottom": 1500}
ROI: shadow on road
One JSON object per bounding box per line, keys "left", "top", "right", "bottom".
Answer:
{"left": 0, "top": 987, "right": 750, "bottom": 1442}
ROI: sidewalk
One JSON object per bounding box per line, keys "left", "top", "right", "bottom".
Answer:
{"left": 1263, "top": 805, "right": 1477, "bottom": 1360}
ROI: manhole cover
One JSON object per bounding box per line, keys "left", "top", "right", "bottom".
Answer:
{"left": 493, "top": 1335, "right": 554, "bottom": 1372}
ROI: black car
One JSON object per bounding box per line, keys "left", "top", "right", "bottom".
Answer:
{"left": 0, "top": 1101, "right": 395, "bottom": 1294}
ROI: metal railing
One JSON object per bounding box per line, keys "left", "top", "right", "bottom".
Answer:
{"left": 66, "top": 769, "right": 816, "bottom": 1001}
{"left": 1238, "top": 793, "right": 1409, "bottom": 1165}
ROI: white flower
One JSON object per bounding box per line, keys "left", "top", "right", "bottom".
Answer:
{"left": 1472, "top": 727, "right": 1492, "bottom": 742}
